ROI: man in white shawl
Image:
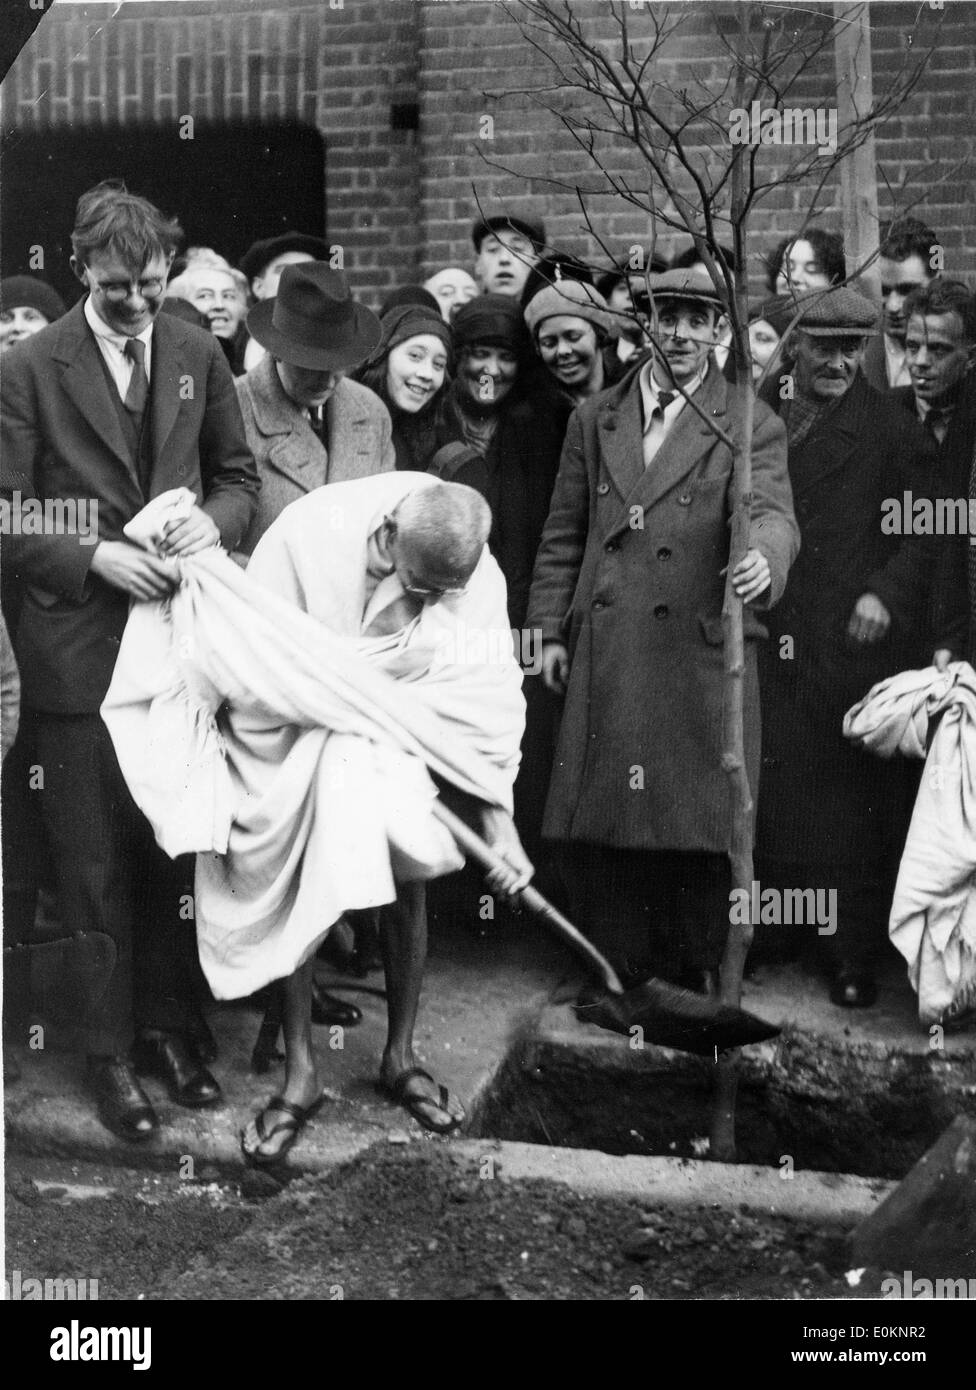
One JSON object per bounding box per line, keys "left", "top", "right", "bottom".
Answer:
{"left": 228, "top": 472, "right": 531, "bottom": 1158}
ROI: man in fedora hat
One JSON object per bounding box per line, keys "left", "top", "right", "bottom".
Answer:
{"left": 527, "top": 267, "right": 797, "bottom": 996}
{"left": 235, "top": 262, "right": 395, "bottom": 559}
{"left": 239, "top": 231, "right": 332, "bottom": 373}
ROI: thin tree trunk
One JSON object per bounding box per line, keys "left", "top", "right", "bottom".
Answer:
{"left": 710, "top": 12, "right": 756, "bottom": 1163}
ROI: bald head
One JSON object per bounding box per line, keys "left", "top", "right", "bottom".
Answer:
{"left": 390, "top": 482, "right": 491, "bottom": 590}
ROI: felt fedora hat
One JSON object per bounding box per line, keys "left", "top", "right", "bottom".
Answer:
{"left": 247, "top": 263, "right": 382, "bottom": 370}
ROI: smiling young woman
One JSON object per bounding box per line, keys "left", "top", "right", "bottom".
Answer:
{"left": 524, "top": 280, "right": 617, "bottom": 407}
{"left": 354, "top": 304, "right": 453, "bottom": 472}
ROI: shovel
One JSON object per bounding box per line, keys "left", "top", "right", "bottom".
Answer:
{"left": 431, "top": 802, "right": 780, "bottom": 1057}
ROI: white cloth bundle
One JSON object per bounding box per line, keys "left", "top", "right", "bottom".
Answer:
{"left": 102, "top": 478, "right": 525, "bottom": 999}
{"left": 844, "top": 663, "right": 976, "bottom": 1025}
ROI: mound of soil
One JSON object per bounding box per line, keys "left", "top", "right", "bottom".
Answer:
{"left": 143, "top": 1145, "right": 870, "bottom": 1301}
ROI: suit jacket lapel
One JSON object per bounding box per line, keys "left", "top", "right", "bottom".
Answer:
{"left": 326, "top": 382, "right": 372, "bottom": 473}
{"left": 597, "top": 378, "right": 645, "bottom": 508}
{"left": 149, "top": 313, "right": 187, "bottom": 467}
{"left": 51, "top": 303, "right": 135, "bottom": 478}
{"left": 248, "top": 354, "right": 324, "bottom": 491}
{"left": 605, "top": 366, "right": 728, "bottom": 535}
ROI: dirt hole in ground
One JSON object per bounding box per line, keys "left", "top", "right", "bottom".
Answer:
{"left": 470, "top": 1035, "right": 965, "bottom": 1180}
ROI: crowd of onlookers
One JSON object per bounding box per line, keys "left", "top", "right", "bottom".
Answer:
{"left": 2, "top": 185, "right": 975, "bottom": 1146}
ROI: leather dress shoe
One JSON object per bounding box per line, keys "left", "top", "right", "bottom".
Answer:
{"left": 311, "top": 981, "right": 362, "bottom": 1028}
{"left": 88, "top": 1057, "right": 158, "bottom": 1141}
{"left": 132, "top": 1030, "right": 223, "bottom": 1107}
{"left": 186, "top": 1015, "right": 218, "bottom": 1065}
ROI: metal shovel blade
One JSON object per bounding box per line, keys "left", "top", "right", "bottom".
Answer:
{"left": 429, "top": 799, "right": 781, "bottom": 1057}
{"left": 574, "top": 978, "right": 781, "bottom": 1056}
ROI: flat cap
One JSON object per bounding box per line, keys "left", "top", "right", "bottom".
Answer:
{"left": 792, "top": 285, "right": 880, "bottom": 335}
{"left": 646, "top": 268, "right": 726, "bottom": 307}
{"left": 471, "top": 210, "right": 546, "bottom": 252}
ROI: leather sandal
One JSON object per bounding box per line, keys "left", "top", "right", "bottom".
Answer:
{"left": 377, "top": 1066, "right": 463, "bottom": 1135}
{"left": 241, "top": 1093, "right": 325, "bottom": 1167}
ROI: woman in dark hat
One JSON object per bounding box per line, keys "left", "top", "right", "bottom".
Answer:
{"left": 353, "top": 303, "right": 452, "bottom": 472}
{"left": 431, "top": 294, "right": 570, "bottom": 878}
{"left": 0, "top": 276, "right": 67, "bottom": 353}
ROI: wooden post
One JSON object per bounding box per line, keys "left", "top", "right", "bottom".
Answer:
{"left": 834, "top": 3, "right": 881, "bottom": 301}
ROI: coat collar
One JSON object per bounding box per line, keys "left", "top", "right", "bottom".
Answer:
{"left": 50, "top": 302, "right": 190, "bottom": 484}
{"left": 244, "top": 353, "right": 309, "bottom": 438}
{"left": 598, "top": 360, "right": 731, "bottom": 535}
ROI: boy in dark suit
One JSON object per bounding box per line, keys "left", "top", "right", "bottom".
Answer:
{"left": 1, "top": 180, "right": 259, "bottom": 1139}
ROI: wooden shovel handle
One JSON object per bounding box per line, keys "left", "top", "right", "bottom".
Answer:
{"left": 430, "top": 799, "right": 624, "bottom": 995}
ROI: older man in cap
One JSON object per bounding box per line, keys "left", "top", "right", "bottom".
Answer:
{"left": 471, "top": 210, "right": 546, "bottom": 300}
{"left": 755, "top": 285, "right": 942, "bottom": 1006}
{"left": 527, "top": 268, "right": 798, "bottom": 993}
{"left": 234, "top": 263, "right": 394, "bottom": 560}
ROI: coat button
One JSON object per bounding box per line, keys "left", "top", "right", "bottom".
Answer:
{"left": 605, "top": 540, "right": 618, "bottom": 553}
{"left": 654, "top": 604, "right": 669, "bottom": 619}
{"left": 657, "top": 546, "right": 671, "bottom": 561}
{"left": 593, "top": 598, "right": 606, "bottom": 610}
{"left": 597, "top": 482, "right": 610, "bottom": 495}
{"left": 677, "top": 493, "right": 692, "bottom": 506}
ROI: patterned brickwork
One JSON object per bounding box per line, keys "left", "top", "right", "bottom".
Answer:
{"left": 2, "top": 0, "right": 973, "bottom": 307}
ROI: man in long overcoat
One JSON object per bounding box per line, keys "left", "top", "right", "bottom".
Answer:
{"left": 755, "top": 287, "right": 941, "bottom": 1007}
{"left": 526, "top": 269, "right": 799, "bottom": 988}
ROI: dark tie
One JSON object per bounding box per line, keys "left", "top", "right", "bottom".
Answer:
{"left": 656, "top": 390, "right": 676, "bottom": 413}
{"left": 124, "top": 338, "right": 149, "bottom": 420}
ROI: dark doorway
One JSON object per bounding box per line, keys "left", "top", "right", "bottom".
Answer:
{"left": 0, "top": 121, "right": 326, "bottom": 306}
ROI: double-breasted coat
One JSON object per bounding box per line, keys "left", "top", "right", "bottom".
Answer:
{"left": 526, "top": 361, "right": 799, "bottom": 854}
{"left": 235, "top": 354, "right": 395, "bottom": 557}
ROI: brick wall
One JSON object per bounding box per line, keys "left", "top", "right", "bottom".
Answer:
{"left": 417, "top": 0, "right": 976, "bottom": 293}
{"left": 1, "top": 0, "right": 425, "bottom": 302}
{"left": 2, "top": 0, "right": 974, "bottom": 307}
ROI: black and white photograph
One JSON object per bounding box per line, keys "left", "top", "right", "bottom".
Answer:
{"left": 1, "top": 0, "right": 974, "bottom": 1331}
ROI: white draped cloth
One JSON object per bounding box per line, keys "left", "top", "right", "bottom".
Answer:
{"left": 843, "top": 663, "right": 976, "bottom": 1024}
{"left": 101, "top": 476, "right": 525, "bottom": 1000}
